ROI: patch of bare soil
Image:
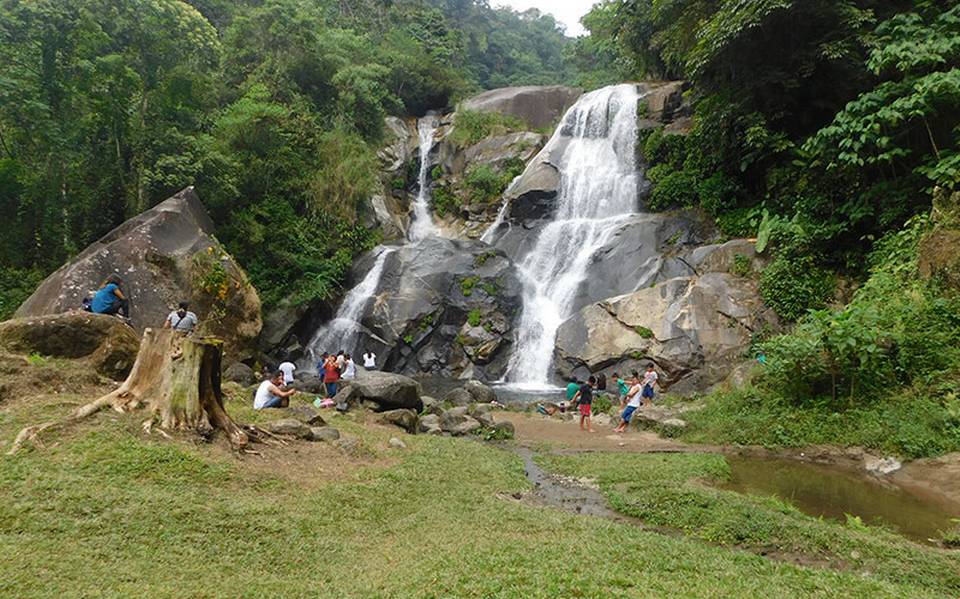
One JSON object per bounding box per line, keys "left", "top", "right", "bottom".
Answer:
{"left": 497, "top": 411, "right": 704, "bottom": 453}
{"left": 894, "top": 453, "right": 960, "bottom": 509}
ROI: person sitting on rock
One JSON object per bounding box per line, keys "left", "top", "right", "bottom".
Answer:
{"left": 341, "top": 353, "right": 356, "bottom": 380}
{"left": 91, "top": 275, "right": 129, "bottom": 319}
{"left": 254, "top": 371, "right": 297, "bottom": 409}
{"left": 164, "top": 302, "right": 198, "bottom": 333}
{"left": 363, "top": 350, "right": 377, "bottom": 371}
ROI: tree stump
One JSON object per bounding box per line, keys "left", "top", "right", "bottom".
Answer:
{"left": 9, "top": 328, "right": 249, "bottom": 453}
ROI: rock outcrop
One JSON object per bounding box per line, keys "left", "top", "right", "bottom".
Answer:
{"left": 351, "top": 237, "right": 523, "bottom": 380}
{"left": 15, "top": 187, "right": 261, "bottom": 362}
{"left": 555, "top": 241, "right": 778, "bottom": 393}
{"left": 0, "top": 312, "right": 140, "bottom": 380}
{"left": 459, "top": 85, "right": 583, "bottom": 130}
{"left": 341, "top": 370, "right": 423, "bottom": 412}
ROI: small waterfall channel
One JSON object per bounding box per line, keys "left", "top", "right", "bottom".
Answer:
{"left": 304, "top": 115, "right": 441, "bottom": 366}
{"left": 504, "top": 84, "right": 642, "bottom": 388}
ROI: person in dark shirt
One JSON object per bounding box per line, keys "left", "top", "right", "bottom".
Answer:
{"left": 572, "top": 375, "right": 597, "bottom": 433}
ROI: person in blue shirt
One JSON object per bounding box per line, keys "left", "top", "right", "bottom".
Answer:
{"left": 91, "top": 275, "right": 129, "bottom": 318}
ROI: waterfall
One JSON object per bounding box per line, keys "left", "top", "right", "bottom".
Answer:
{"left": 504, "top": 84, "right": 641, "bottom": 387}
{"left": 408, "top": 114, "right": 441, "bottom": 241}
{"left": 305, "top": 247, "right": 395, "bottom": 364}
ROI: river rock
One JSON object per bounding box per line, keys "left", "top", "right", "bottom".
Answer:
{"left": 376, "top": 408, "right": 419, "bottom": 434}
{"left": 285, "top": 405, "right": 326, "bottom": 426}
{"left": 265, "top": 418, "right": 312, "bottom": 439}
{"left": 459, "top": 85, "right": 582, "bottom": 130}
{"left": 223, "top": 362, "right": 256, "bottom": 386}
{"left": 443, "top": 387, "right": 473, "bottom": 407}
{"left": 308, "top": 426, "right": 340, "bottom": 442}
{"left": 439, "top": 407, "right": 470, "bottom": 431}
{"left": 418, "top": 413, "right": 441, "bottom": 433}
{"left": 555, "top": 272, "right": 779, "bottom": 393}
{"left": 346, "top": 371, "right": 423, "bottom": 411}
{"left": 14, "top": 187, "right": 262, "bottom": 362}
{"left": 464, "top": 380, "right": 497, "bottom": 404}
{"left": 864, "top": 455, "right": 902, "bottom": 475}
{"left": 449, "top": 416, "right": 482, "bottom": 436}
{"left": 421, "top": 395, "right": 441, "bottom": 414}
{"left": 0, "top": 312, "right": 140, "bottom": 380}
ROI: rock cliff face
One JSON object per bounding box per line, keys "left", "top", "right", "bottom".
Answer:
{"left": 15, "top": 187, "right": 261, "bottom": 362}
{"left": 459, "top": 85, "right": 583, "bottom": 129}
{"left": 346, "top": 237, "right": 522, "bottom": 380}
{"left": 555, "top": 240, "right": 779, "bottom": 392}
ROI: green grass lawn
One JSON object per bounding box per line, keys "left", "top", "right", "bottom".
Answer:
{"left": 1, "top": 376, "right": 957, "bottom": 597}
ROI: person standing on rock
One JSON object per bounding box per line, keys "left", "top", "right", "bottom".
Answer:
{"left": 323, "top": 354, "right": 341, "bottom": 398}
{"left": 615, "top": 376, "right": 644, "bottom": 434}
{"left": 572, "top": 376, "right": 597, "bottom": 433}
{"left": 254, "top": 371, "right": 297, "bottom": 409}
{"left": 363, "top": 350, "right": 377, "bottom": 371}
{"left": 641, "top": 364, "right": 659, "bottom": 404}
{"left": 164, "top": 302, "right": 198, "bottom": 333}
{"left": 91, "top": 275, "right": 129, "bottom": 319}
{"left": 278, "top": 358, "right": 296, "bottom": 387}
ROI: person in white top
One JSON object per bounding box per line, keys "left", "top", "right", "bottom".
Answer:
{"left": 341, "top": 353, "right": 357, "bottom": 380}
{"left": 254, "top": 371, "right": 297, "bottom": 409}
{"left": 335, "top": 351, "right": 345, "bottom": 371}
{"left": 164, "top": 302, "right": 198, "bottom": 333}
{"left": 363, "top": 351, "right": 377, "bottom": 370}
{"left": 614, "top": 371, "right": 644, "bottom": 433}
{"left": 277, "top": 360, "right": 296, "bottom": 386}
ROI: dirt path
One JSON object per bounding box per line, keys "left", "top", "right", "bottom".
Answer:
{"left": 498, "top": 411, "right": 706, "bottom": 453}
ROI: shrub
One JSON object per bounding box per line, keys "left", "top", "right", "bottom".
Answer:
{"left": 635, "top": 326, "right": 654, "bottom": 338}
{"left": 432, "top": 185, "right": 459, "bottom": 217}
{"left": 460, "top": 276, "right": 479, "bottom": 297}
{"left": 467, "top": 309, "right": 482, "bottom": 327}
{"left": 0, "top": 267, "right": 45, "bottom": 320}
{"left": 648, "top": 169, "right": 698, "bottom": 211}
{"left": 759, "top": 254, "right": 835, "bottom": 321}
{"left": 449, "top": 110, "right": 528, "bottom": 147}
{"left": 730, "top": 254, "right": 752, "bottom": 277}
{"left": 592, "top": 394, "right": 613, "bottom": 415}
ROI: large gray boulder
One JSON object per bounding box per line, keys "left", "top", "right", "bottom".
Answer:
{"left": 351, "top": 237, "right": 523, "bottom": 380}
{"left": 14, "top": 187, "right": 262, "bottom": 362}
{"left": 459, "top": 85, "right": 583, "bottom": 130}
{"left": 555, "top": 271, "right": 779, "bottom": 393}
{"left": 347, "top": 370, "right": 423, "bottom": 412}
{"left": 0, "top": 312, "right": 140, "bottom": 380}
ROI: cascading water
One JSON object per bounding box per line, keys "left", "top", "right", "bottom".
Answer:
{"left": 408, "top": 114, "right": 441, "bottom": 241}
{"left": 305, "top": 247, "right": 395, "bottom": 363}
{"left": 504, "top": 84, "right": 642, "bottom": 387}
{"left": 305, "top": 114, "right": 442, "bottom": 368}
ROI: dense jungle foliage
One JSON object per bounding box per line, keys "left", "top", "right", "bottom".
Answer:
{"left": 0, "top": 0, "right": 574, "bottom": 313}
{"left": 571, "top": 0, "right": 960, "bottom": 454}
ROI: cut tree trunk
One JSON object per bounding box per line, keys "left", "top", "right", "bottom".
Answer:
{"left": 9, "top": 328, "right": 250, "bottom": 453}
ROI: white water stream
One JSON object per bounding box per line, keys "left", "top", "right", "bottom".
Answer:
{"left": 305, "top": 114, "right": 442, "bottom": 367}
{"left": 408, "top": 114, "right": 441, "bottom": 241}
{"left": 504, "top": 84, "right": 642, "bottom": 387}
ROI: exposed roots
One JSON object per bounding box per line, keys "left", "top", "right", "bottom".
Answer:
{"left": 8, "top": 328, "right": 255, "bottom": 455}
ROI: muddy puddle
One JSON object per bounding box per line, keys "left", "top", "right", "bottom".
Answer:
{"left": 722, "top": 456, "right": 959, "bottom": 544}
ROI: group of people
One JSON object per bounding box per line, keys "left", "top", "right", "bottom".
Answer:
{"left": 253, "top": 349, "right": 379, "bottom": 410}
{"left": 85, "top": 275, "right": 200, "bottom": 334}
{"left": 562, "top": 364, "right": 659, "bottom": 433}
